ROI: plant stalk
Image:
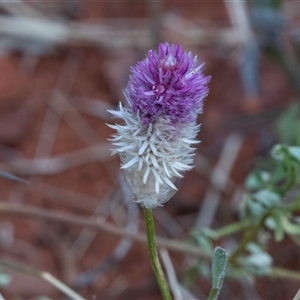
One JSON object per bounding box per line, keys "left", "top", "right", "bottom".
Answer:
{"left": 144, "top": 208, "right": 172, "bottom": 300}
{"left": 213, "top": 219, "right": 250, "bottom": 239}
{"left": 228, "top": 214, "right": 268, "bottom": 264}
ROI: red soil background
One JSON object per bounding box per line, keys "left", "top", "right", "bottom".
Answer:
{"left": 0, "top": 0, "right": 299, "bottom": 299}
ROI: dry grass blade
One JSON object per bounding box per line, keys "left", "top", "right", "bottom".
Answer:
{"left": 0, "top": 201, "right": 210, "bottom": 259}
{"left": 0, "top": 142, "right": 112, "bottom": 175}
{"left": 196, "top": 134, "right": 243, "bottom": 227}
{"left": 0, "top": 13, "right": 254, "bottom": 50}
{"left": 160, "top": 248, "right": 183, "bottom": 300}
{"left": 293, "top": 288, "right": 300, "bottom": 300}
{"left": 0, "top": 258, "right": 85, "bottom": 300}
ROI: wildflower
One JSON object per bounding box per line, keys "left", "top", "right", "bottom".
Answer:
{"left": 108, "top": 42, "right": 210, "bottom": 209}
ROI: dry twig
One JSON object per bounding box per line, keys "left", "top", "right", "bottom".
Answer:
{"left": 0, "top": 142, "right": 112, "bottom": 175}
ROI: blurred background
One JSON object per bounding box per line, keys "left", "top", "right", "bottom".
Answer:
{"left": 0, "top": 0, "right": 299, "bottom": 299}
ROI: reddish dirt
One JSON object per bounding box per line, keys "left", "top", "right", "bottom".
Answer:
{"left": 0, "top": 1, "right": 299, "bottom": 300}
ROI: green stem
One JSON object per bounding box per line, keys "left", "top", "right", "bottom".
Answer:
{"left": 271, "top": 267, "right": 300, "bottom": 281}
{"left": 213, "top": 219, "right": 251, "bottom": 239}
{"left": 144, "top": 208, "right": 172, "bottom": 300}
{"left": 228, "top": 214, "right": 268, "bottom": 264}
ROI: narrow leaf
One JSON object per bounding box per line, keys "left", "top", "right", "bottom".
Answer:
{"left": 207, "top": 247, "right": 228, "bottom": 300}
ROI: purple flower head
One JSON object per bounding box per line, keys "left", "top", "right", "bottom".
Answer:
{"left": 108, "top": 43, "right": 210, "bottom": 209}
{"left": 126, "top": 42, "right": 210, "bottom": 126}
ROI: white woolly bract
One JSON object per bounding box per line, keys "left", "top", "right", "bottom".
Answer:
{"left": 108, "top": 102, "right": 200, "bottom": 209}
